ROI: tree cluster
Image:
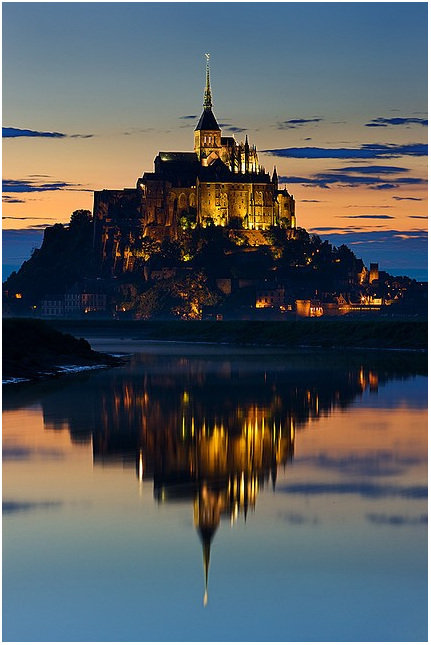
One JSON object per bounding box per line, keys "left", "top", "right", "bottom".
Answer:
{"left": 4, "top": 210, "right": 95, "bottom": 304}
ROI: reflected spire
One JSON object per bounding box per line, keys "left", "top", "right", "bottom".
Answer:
{"left": 198, "top": 525, "right": 215, "bottom": 607}
{"left": 202, "top": 538, "right": 211, "bottom": 606}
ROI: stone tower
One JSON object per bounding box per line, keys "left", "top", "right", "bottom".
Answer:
{"left": 194, "top": 54, "right": 222, "bottom": 164}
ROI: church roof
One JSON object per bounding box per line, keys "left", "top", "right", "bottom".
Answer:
{"left": 153, "top": 153, "right": 199, "bottom": 187}
{"left": 195, "top": 109, "right": 221, "bottom": 132}
{"left": 158, "top": 152, "right": 198, "bottom": 163}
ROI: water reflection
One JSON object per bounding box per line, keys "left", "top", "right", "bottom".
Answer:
{"left": 3, "top": 349, "right": 426, "bottom": 606}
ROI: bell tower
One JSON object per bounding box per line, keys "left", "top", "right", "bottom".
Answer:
{"left": 194, "top": 54, "right": 221, "bottom": 164}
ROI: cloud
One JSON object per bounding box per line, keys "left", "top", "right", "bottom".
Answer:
{"left": 2, "top": 446, "right": 64, "bottom": 461}
{"left": 21, "top": 223, "right": 54, "bottom": 230}
{"left": 179, "top": 115, "right": 198, "bottom": 120}
{"left": 263, "top": 143, "right": 427, "bottom": 159}
{"left": 295, "top": 452, "right": 422, "bottom": 478}
{"left": 342, "top": 215, "right": 396, "bottom": 219}
{"left": 276, "top": 118, "right": 323, "bottom": 130}
{"left": 123, "top": 127, "right": 155, "bottom": 135}
{"left": 276, "top": 482, "right": 427, "bottom": 499}
{"left": 3, "top": 127, "right": 94, "bottom": 138}
{"left": 2, "top": 216, "right": 58, "bottom": 221}
{"left": 370, "top": 183, "right": 400, "bottom": 190}
{"left": 300, "top": 199, "right": 323, "bottom": 203}
{"left": 216, "top": 122, "right": 248, "bottom": 134}
{"left": 278, "top": 512, "right": 319, "bottom": 525}
{"left": 365, "top": 117, "right": 428, "bottom": 128}
{"left": 393, "top": 233, "right": 425, "bottom": 239}
{"left": 392, "top": 196, "right": 423, "bottom": 201}
{"left": 2, "top": 196, "right": 26, "bottom": 204}
{"left": 309, "top": 228, "right": 428, "bottom": 241}
{"left": 367, "top": 513, "right": 427, "bottom": 526}
{"left": 3, "top": 500, "right": 63, "bottom": 515}
{"left": 225, "top": 126, "right": 247, "bottom": 133}
{"left": 408, "top": 215, "right": 428, "bottom": 219}
{"left": 334, "top": 165, "right": 409, "bottom": 174}
{"left": 3, "top": 127, "right": 65, "bottom": 138}
{"left": 3, "top": 178, "right": 92, "bottom": 193}
{"left": 279, "top": 172, "right": 426, "bottom": 190}
{"left": 345, "top": 204, "right": 393, "bottom": 209}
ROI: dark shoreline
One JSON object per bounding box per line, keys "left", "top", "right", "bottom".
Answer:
{"left": 2, "top": 318, "right": 123, "bottom": 384}
{"left": 51, "top": 319, "right": 428, "bottom": 352}
{"left": 3, "top": 318, "right": 426, "bottom": 385}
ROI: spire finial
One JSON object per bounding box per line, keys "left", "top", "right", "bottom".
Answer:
{"left": 203, "top": 53, "right": 212, "bottom": 110}
{"left": 203, "top": 540, "right": 210, "bottom": 606}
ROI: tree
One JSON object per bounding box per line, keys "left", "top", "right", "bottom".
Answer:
{"left": 178, "top": 209, "right": 197, "bottom": 230}
{"left": 227, "top": 216, "right": 243, "bottom": 230}
{"left": 135, "top": 271, "right": 219, "bottom": 320}
{"left": 69, "top": 209, "right": 92, "bottom": 228}
{"left": 133, "top": 236, "right": 161, "bottom": 261}
{"left": 3, "top": 210, "right": 97, "bottom": 305}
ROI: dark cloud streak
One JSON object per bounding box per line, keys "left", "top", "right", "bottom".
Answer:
{"left": 3, "top": 500, "right": 63, "bottom": 515}
{"left": 279, "top": 172, "right": 425, "bottom": 190}
{"left": 366, "top": 513, "right": 427, "bottom": 526}
{"left": 342, "top": 215, "right": 395, "bottom": 219}
{"left": 276, "top": 481, "right": 427, "bottom": 499}
{"left": 276, "top": 118, "right": 323, "bottom": 130}
{"left": 3, "top": 178, "right": 92, "bottom": 193}
{"left": 263, "top": 143, "right": 427, "bottom": 160}
{"left": 334, "top": 165, "right": 409, "bottom": 174}
{"left": 3, "top": 127, "right": 94, "bottom": 139}
{"left": 393, "top": 196, "right": 423, "bottom": 201}
{"left": 365, "top": 117, "right": 428, "bottom": 128}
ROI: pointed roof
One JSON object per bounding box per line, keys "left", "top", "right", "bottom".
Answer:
{"left": 195, "top": 54, "right": 220, "bottom": 132}
{"left": 195, "top": 110, "right": 220, "bottom": 132}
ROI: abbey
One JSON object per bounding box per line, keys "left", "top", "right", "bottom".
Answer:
{"left": 93, "top": 57, "right": 296, "bottom": 269}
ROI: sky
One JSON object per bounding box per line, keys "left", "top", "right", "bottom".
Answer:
{"left": 2, "top": 2, "right": 428, "bottom": 279}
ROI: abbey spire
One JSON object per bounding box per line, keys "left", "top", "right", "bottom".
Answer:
{"left": 195, "top": 54, "right": 220, "bottom": 134}
{"left": 203, "top": 53, "right": 212, "bottom": 109}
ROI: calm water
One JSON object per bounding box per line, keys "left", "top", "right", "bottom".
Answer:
{"left": 3, "top": 341, "right": 428, "bottom": 642}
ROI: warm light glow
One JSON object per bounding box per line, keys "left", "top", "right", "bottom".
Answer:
{"left": 138, "top": 449, "right": 144, "bottom": 481}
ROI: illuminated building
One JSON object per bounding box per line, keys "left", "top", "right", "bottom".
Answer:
{"left": 93, "top": 55, "right": 296, "bottom": 274}
{"left": 369, "top": 262, "right": 379, "bottom": 283}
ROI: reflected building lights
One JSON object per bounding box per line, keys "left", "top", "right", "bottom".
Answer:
{"left": 28, "top": 353, "right": 415, "bottom": 605}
